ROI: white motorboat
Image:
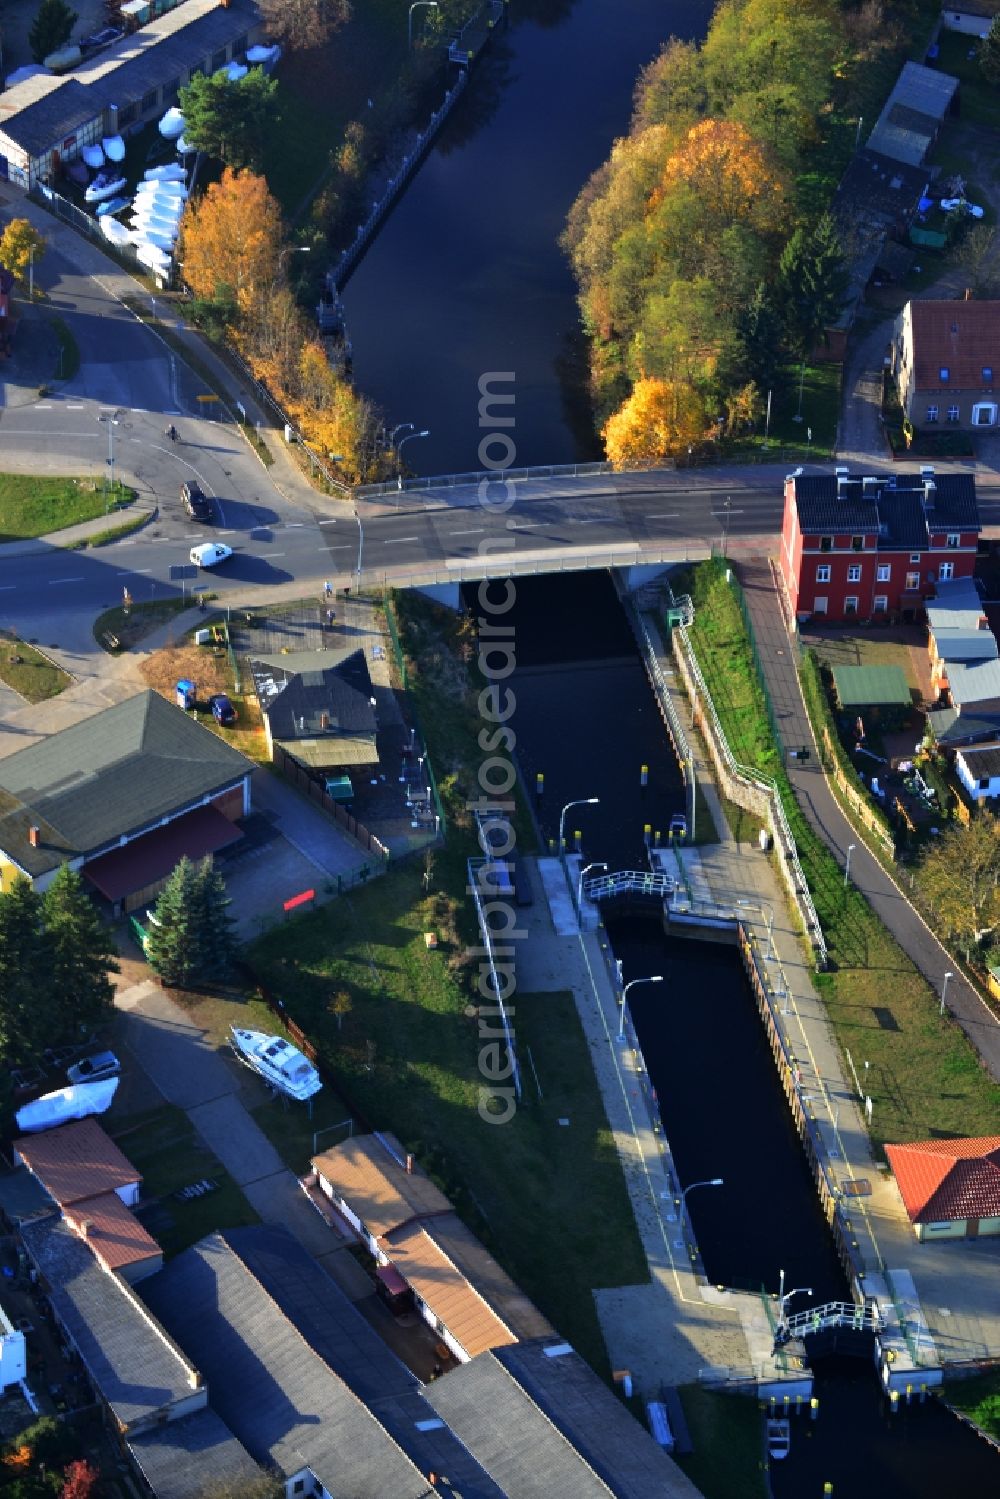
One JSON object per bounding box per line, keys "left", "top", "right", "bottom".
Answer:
{"left": 158, "top": 107, "right": 185, "bottom": 139}
{"left": 229, "top": 1027, "right": 322, "bottom": 1101}
{"left": 85, "top": 173, "right": 127, "bottom": 203}
{"left": 144, "top": 162, "right": 186, "bottom": 183}
{"left": 15, "top": 1077, "right": 119, "bottom": 1133}
{"left": 103, "top": 135, "right": 126, "bottom": 162}
{"left": 100, "top": 217, "right": 131, "bottom": 248}
{"left": 81, "top": 143, "right": 104, "bottom": 169}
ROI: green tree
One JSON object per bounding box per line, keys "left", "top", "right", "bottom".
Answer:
{"left": 0, "top": 879, "right": 48, "bottom": 1063}
{"left": 778, "top": 213, "right": 848, "bottom": 355}
{"left": 179, "top": 67, "right": 279, "bottom": 172}
{"left": 328, "top": 989, "right": 352, "bottom": 1033}
{"left": 28, "top": 0, "right": 77, "bottom": 63}
{"left": 146, "top": 856, "right": 234, "bottom": 988}
{"left": 980, "top": 16, "right": 1000, "bottom": 84}
{"left": 919, "top": 814, "right": 1000, "bottom": 955}
{"left": 42, "top": 865, "right": 118, "bottom": 1040}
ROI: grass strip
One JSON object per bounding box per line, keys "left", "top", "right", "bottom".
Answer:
{"left": 944, "top": 1370, "right": 1000, "bottom": 1442}
{"left": 93, "top": 596, "right": 197, "bottom": 654}
{"left": 0, "top": 631, "right": 71, "bottom": 702}
{"left": 66, "top": 508, "right": 152, "bottom": 549}
{"left": 677, "top": 559, "right": 1000, "bottom": 1151}
{"left": 247, "top": 592, "right": 648, "bottom": 1372}
{"left": 0, "top": 474, "right": 129, "bottom": 541}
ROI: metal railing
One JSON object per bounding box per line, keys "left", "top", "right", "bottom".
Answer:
{"left": 785, "top": 1301, "right": 879, "bottom": 1338}
{"left": 620, "top": 588, "right": 697, "bottom": 839}
{"left": 353, "top": 541, "right": 712, "bottom": 592}
{"left": 354, "top": 459, "right": 613, "bottom": 498}
{"left": 467, "top": 856, "right": 521, "bottom": 1100}
{"left": 584, "top": 870, "right": 673, "bottom": 900}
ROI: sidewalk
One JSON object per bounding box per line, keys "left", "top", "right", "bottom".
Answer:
{"left": 0, "top": 499, "right": 158, "bottom": 558}
{"left": 736, "top": 556, "right": 1000, "bottom": 1083}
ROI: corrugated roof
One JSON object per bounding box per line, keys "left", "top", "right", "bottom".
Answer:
{"left": 885, "top": 1137, "right": 1000, "bottom": 1223}
{"left": 932, "top": 630, "right": 997, "bottom": 663}
{"left": 15, "top": 1118, "right": 140, "bottom": 1206}
{"left": 128, "top": 1408, "right": 261, "bottom": 1499}
{"left": 20, "top": 1215, "right": 197, "bottom": 1431}
{"left": 252, "top": 647, "right": 377, "bottom": 747}
{"left": 831, "top": 665, "right": 911, "bottom": 708}
{"left": 313, "top": 1133, "right": 453, "bottom": 1239}
{"left": 139, "top": 1232, "right": 439, "bottom": 1497}
{"left": 63, "top": 1191, "right": 160, "bottom": 1274}
{"left": 909, "top": 300, "right": 1000, "bottom": 391}
{"left": 867, "top": 61, "right": 958, "bottom": 166}
{"left": 956, "top": 743, "right": 1000, "bottom": 779}
{"left": 0, "top": 690, "right": 252, "bottom": 877}
{"left": 385, "top": 1222, "right": 519, "bottom": 1359}
{"left": 926, "top": 576, "right": 987, "bottom": 626}
{"left": 946, "top": 656, "right": 1000, "bottom": 707}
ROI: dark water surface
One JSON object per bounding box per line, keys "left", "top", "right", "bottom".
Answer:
{"left": 496, "top": 571, "right": 1000, "bottom": 1492}
{"left": 343, "top": 0, "right": 714, "bottom": 475}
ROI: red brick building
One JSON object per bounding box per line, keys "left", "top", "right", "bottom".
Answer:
{"left": 779, "top": 466, "right": 980, "bottom": 624}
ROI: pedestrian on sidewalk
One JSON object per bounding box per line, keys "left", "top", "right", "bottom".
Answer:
{"left": 324, "top": 580, "right": 333, "bottom": 599}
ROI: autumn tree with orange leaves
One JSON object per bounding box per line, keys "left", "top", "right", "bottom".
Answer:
{"left": 180, "top": 168, "right": 283, "bottom": 320}
{"left": 603, "top": 377, "right": 708, "bottom": 467}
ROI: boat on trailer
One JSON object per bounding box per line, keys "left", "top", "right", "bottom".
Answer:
{"left": 229, "top": 1027, "right": 322, "bottom": 1101}
{"left": 15, "top": 1077, "right": 119, "bottom": 1133}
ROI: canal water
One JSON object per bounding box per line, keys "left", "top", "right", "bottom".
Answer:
{"left": 491, "top": 570, "right": 1000, "bottom": 1493}
{"left": 343, "top": 0, "right": 715, "bottom": 475}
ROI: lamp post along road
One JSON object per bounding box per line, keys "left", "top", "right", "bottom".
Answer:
{"left": 559, "top": 797, "right": 599, "bottom": 854}
{"left": 409, "top": 0, "right": 439, "bottom": 47}
{"left": 577, "top": 861, "right": 607, "bottom": 919}
{"left": 777, "top": 1268, "right": 813, "bottom": 1333}
{"left": 396, "top": 429, "right": 430, "bottom": 491}
{"left": 619, "top": 974, "right": 664, "bottom": 1041}
{"left": 844, "top": 843, "right": 856, "bottom": 888}
{"left": 940, "top": 971, "right": 954, "bottom": 1017}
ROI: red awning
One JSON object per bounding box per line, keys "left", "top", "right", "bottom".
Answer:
{"left": 84, "top": 805, "right": 242, "bottom": 902}
{"left": 376, "top": 1262, "right": 409, "bottom": 1298}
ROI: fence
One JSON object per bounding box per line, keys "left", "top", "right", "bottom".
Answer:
{"left": 467, "top": 857, "right": 522, "bottom": 1100}
{"left": 619, "top": 584, "right": 697, "bottom": 839}
{"left": 355, "top": 460, "right": 613, "bottom": 498}
{"left": 818, "top": 725, "right": 896, "bottom": 855}
{"left": 32, "top": 181, "right": 149, "bottom": 275}
{"left": 672, "top": 620, "right": 828, "bottom": 969}
{"left": 382, "top": 595, "right": 448, "bottom": 835}
{"left": 273, "top": 744, "right": 390, "bottom": 860}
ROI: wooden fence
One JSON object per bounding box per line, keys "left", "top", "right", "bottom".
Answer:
{"left": 273, "top": 745, "right": 390, "bottom": 860}
{"left": 819, "top": 727, "right": 896, "bottom": 855}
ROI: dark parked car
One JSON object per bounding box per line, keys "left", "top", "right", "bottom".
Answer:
{"left": 181, "top": 482, "right": 212, "bottom": 521}
{"left": 80, "top": 26, "right": 122, "bottom": 50}
{"left": 209, "top": 693, "right": 237, "bottom": 726}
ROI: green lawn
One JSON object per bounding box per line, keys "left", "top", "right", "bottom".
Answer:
{"left": 678, "top": 559, "right": 1000, "bottom": 1152}
{"left": 730, "top": 362, "right": 842, "bottom": 463}
{"left": 944, "top": 1370, "right": 1000, "bottom": 1441}
{"left": 93, "top": 596, "right": 197, "bottom": 654}
{"left": 676, "top": 1387, "right": 767, "bottom": 1499}
{"left": 107, "top": 1104, "right": 259, "bottom": 1258}
{"left": 0, "top": 474, "right": 131, "bottom": 542}
{"left": 934, "top": 32, "right": 1000, "bottom": 129}
{"left": 0, "top": 631, "right": 71, "bottom": 702}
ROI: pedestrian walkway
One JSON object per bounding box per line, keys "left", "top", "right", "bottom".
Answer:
{"left": 114, "top": 977, "right": 371, "bottom": 1301}
{"left": 736, "top": 556, "right": 1000, "bottom": 1083}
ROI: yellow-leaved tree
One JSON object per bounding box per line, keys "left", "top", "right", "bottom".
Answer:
{"left": 180, "top": 168, "right": 282, "bottom": 320}
{"left": 603, "top": 376, "right": 708, "bottom": 467}
{"left": 657, "top": 119, "right": 786, "bottom": 234}
{"left": 0, "top": 218, "right": 46, "bottom": 287}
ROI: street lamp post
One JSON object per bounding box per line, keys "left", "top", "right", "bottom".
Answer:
{"left": 353, "top": 506, "right": 364, "bottom": 593}
{"left": 737, "top": 899, "right": 774, "bottom": 958}
{"left": 409, "top": 0, "right": 439, "bottom": 47}
{"left": 619, "top": 974, "right": 664, "bottom": 1040}
{"left": 390, "top": 422, "right": 415, "bottom": 447}
{"left": 279, "top": 244, "right": 312, "bottom": 275}
{"left": 776, "top": 1268, "right": 813, "bottom": 1335}
{"left": 396, "top": 429, "right": 430, "bottom": 491}
{"left": 28, "top": 247, "right": 34, "bottom": 302}
{"left": 844, "top": 843, "right": 856, "bottom": 888}
{"left": 558, "top": 797, "right": 599, "bottom": 854}
{"left": 940, "top": 970, "right": 954, "bottom": 1017}
{"left": 97, "top": 409, "right": 122, "bottom": 510}
{"left": 676, "top": 1176, "right": 724, "bottom": 1228}
{"left": 577, "top": 861, "right": 607, "bottom": 917}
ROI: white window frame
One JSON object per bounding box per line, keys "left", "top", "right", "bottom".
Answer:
{"left": 814, "top": 596, "right": 828, "bottom": 615}
{"left": 816, "top": 564, "right": 832, "bottom": 583}
{"left": 847, "top": 563, "right": 862, "bottom": 583}
{"left": 876, "top": 563, "right": 891, "bottom": 582}
{"left": 844, "top": 596, "right": 859, "bottom": 615}
{"left": 946, "top": 405, "right": 960, "bottom": 423}
{"left": 910, "top": 552, "right": 921, "bottom": 564}
{"left": 939, "top": 561, "right": 955, "bottom": 582}
{"left": 946, "top": 533, "right": 960, "bottom": 548}
{"left": 874, "top": 594, "right": 888, "bottom": 612}
{"left": 905, "top": 571, "right": 920, "bottom": 591}
{"left": 926, "top": 405, "right": 939, "bottom": 423}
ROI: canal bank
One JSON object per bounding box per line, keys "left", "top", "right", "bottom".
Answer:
{"left": 501, "top": 569, "right": 1000, "bottom": 1488}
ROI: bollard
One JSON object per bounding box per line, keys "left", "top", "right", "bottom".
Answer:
{"left": 810, "top": 1397, "right": 819, "bottom": 1421}
{"left": 535, "top": 771, "right": 544, "bottom": 799}
{"left": 643, "top": 823, "right": 652, "bottom": 847}
{"left": 889, "top": 1390, "right": 899, "bottom": 1414}
{"left": 654, "top": 829, "right": 661, "bottom": 847}
{"left": 640, "top": 763, "right": 649, "bottom": 788}
{"left": 548, "top": 837, "right": 555, "bottom": 855}
{"left": 574, "top": 829, "right": 582, "bottom": 851}
{"left": 906, "top": 1383, "right": 913, "bottom": 1405}
{"left": 823, "top": 1486, "right": 833, "bottom": 1496}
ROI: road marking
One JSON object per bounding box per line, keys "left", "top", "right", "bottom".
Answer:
{"left": 131, "top": 408, "right": 150, "bottom": 414}
{"left": 383, "top": 536, "right": 419, "bottom": 544}
{"left": 216, "top": 529, "right": 236, "bottom": 536}
{"left": 264, "top": 552, "right": 286, "bottom": 558}
{"left": 318, "top": 518, "right": 338, "bottom": 526}
{"left": 283, "top": 522, "right": 306, "bottom": 529}
{"left": 66, "top": 404, "right": 85, "bottom": 410}
{"left": 574, "top": 516, "right": 615, "bottom": 524}
{"left": 716, "top": 507, "right": 745, "bottom": 514}
{"left": 118, "top": 568, "right": 153, "bottom": 575}
{"left": 325, "top": 544, "right": 353, "bottom": 551}
{"left": 48, "top": 577, "right": 85, "bottom": 585}
{"left": 35, "top": 404, "right": 52, "bottom": 410}
{"left": 449, "top": 527, "right": 485, "bottom": 536}
{"left": 648, "top": 512, "right": 680, "bottom": 519}
{"left": 0, "top": 585, "right": 17, "bottom": 592}
{"left": 506, "top": 520, "right": 541, "bottom": 529}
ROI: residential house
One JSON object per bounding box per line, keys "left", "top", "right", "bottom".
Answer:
{"left": 141, "top": 1225, "right": 505, "bottom": 1499}
{"left": 311, "top": 1133, "right": 554, "bottom": 1363}
{"left": 0, "top": 0, "right": 266, "bottom": 190}
{"left": 13, "top": 1118, "right": 161, "bottom": 1282}
{"left": 954, "top": 742, "right": 1000, "bottom": 801}
{"left": 425, "top": 1339, "right": 703, "bottom": 1499}
{"left": 866, "top": 61, "right": 959, "bottom": 168}
{"left": 892, "top": 299, "right": 1000, "bottom": 432}
{"left": 925, "top": 576, "right": 997, "bottom": 693}
{"left": 831, "top": 151, "right": 928, "bottom": 337}
{"left": 940, "top": 6, "right": 1000, "bottom": 38}
{"left": 250, "top": 647, "right": 379, "bottom": 785}
{"left": 779, "top": 466, "right": 980, "bottom": 623}
{"left": 128, "top": 1408, "right": 264, "bottom": 1499}
{"left": 885, "top": 1136, "right": 1000, "bottom": 1240}
{"left": 0, "top": 1301, "right": 26, "bottom": 1393}
{"left": 0, "top": 689, "right": 252, "bottom": 912}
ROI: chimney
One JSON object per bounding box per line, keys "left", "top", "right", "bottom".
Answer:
{"left": 320, "top": 710, "right": 330, "bottom": 730}
{"left": 405, "top": 1153, "right": 414, "bottom": 1174}
{"left": 28, "top": 825, "right": 40, "bottom": 848}
{"left": 965, "top": 287, "right": 973, "bottom": 300}
{"left": 920, "top": 464, "right": 936, "bottom": 508}
{"left": 835, "top": 465, "right": 849, "bottom": 498}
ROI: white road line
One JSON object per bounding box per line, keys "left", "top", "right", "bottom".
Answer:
{"left": 717, "top": 507, "right": 745, "bottom": 514}
{"left": 318, "top": 518, "right": 338, "bottom": 526}
{"left": 216, "top": 529, "right": 236, "bottom": 536}
{"left": 325, "top": 544, "right": 352, "bottom": 551}
{"left": 283, "top": 522, "right": 306, "bottom": 529}
{"left": 0, "top": 585, "right": 17, "bottom": 592}
{"left": 449, "top": 527, "right": 485, "bottom": 536}
{"left": 131, "top": 408, "right": 150, "bottom": 414}
{"left": 48, "top": 577, "right": 85, "bottom": 585}
{"left": 574, "top": 517, "right": 615, "bottom": 524}
{"left": 118, "top": 568, "right": 153, "bottom": 575}
{"left": 265, "top": 552, "right": 286, "bottom": 558}
{"left": 35, "top": 404, "right": 52, "bottom": 410}
{"left": 648, "top": 512, "right": 681, "bottom": 519}
{"left": 129, "top": 437, "right": 143, "bottom": 443}
{"left": 506, "top": 521, "right": 541, "bottom": 529}
{"left": 383, "top": 537, "right": 419, "bottom": 544}
{"left": 66, "top": 404, "right": 85, "bottom": 410}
